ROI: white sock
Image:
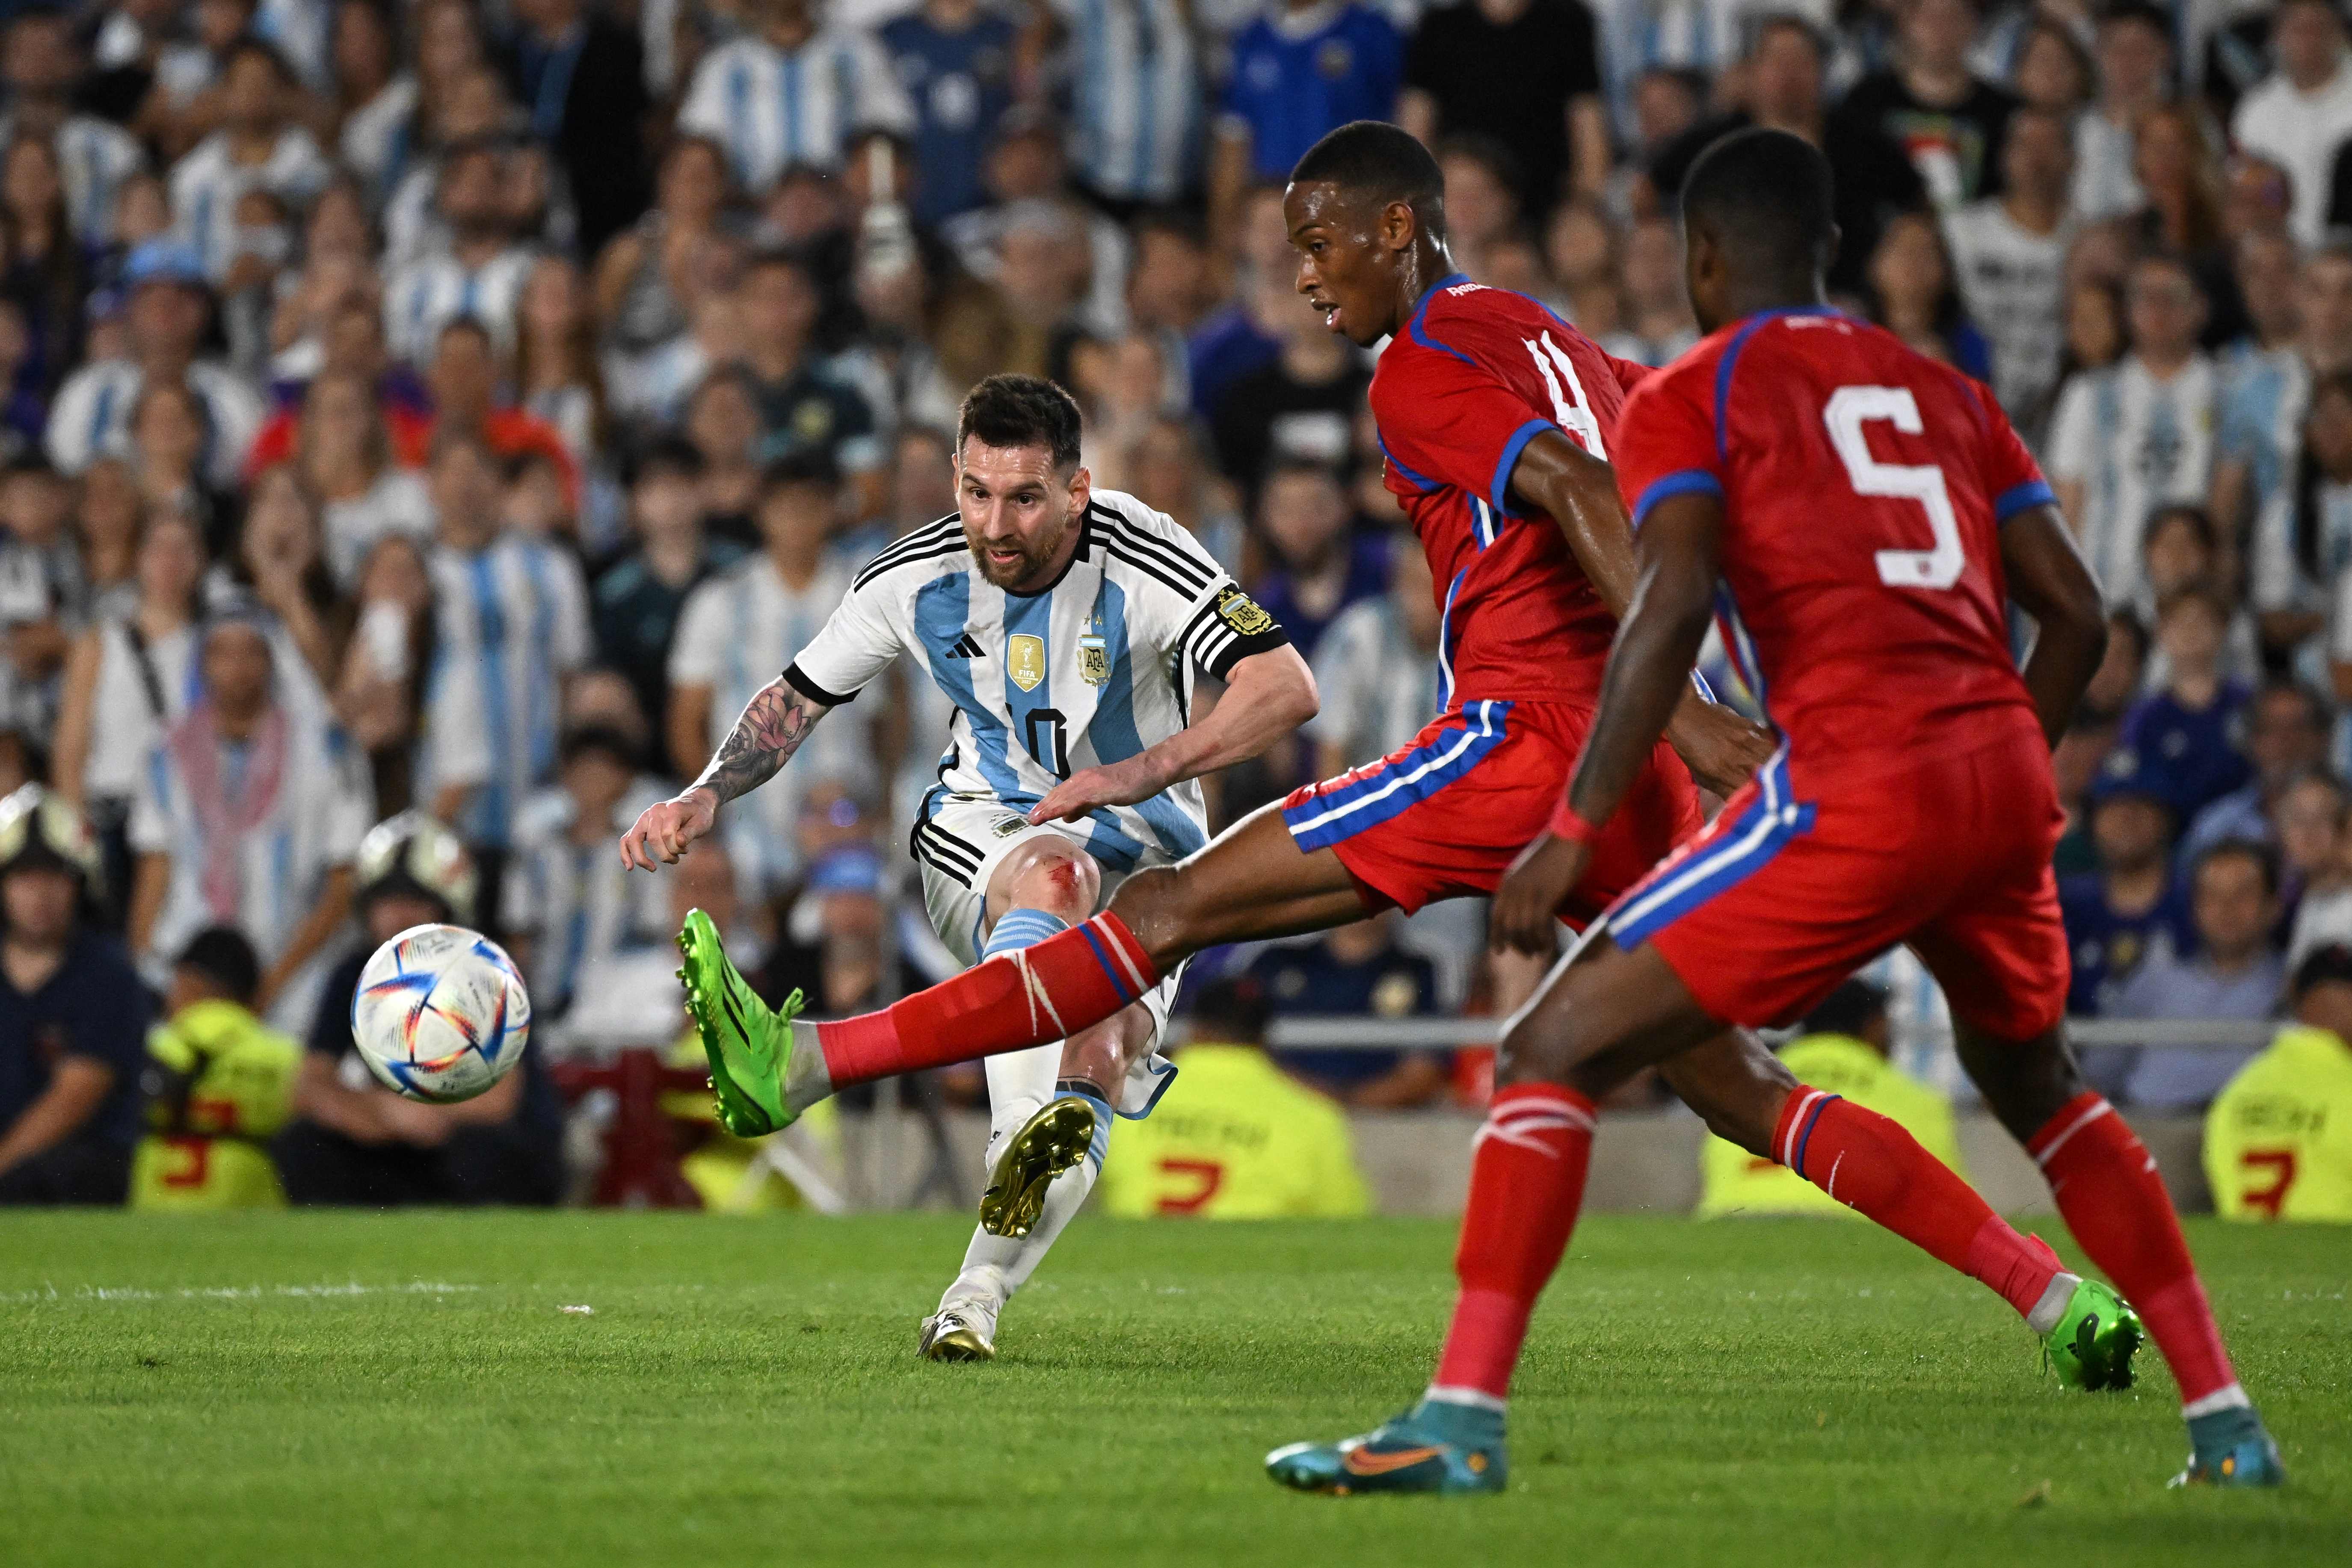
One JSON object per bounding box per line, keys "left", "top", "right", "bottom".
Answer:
{"left": 942, "top": 1152, "right": 1102, "bottom": 1311}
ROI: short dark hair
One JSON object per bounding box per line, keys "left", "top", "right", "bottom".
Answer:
{"left": 2097, "top": 1, "right": 2174, "bottom": 42}
{"left": 628, "top": 435, "right": 705, "bottom": 488}
{"left": 1289, "top": 120, "right": 1446, "bottom": 239}
{"left": 758, "top": 447, "right": 839, "bottom": 497}
{"left": 1182, "top": 976, "right": 1271, "bottom": 1045}
{"left": 2253, "top": 677, "right": 2330, "bottom": 733}
{"left": 1801, "top": 977, "right": 1888, "bottom": 1040}
{"left": 956, "top": 373, "right": 1082, "bottom": 471}
{"left": 2193, "top": 837, "right": 2279, "bottom": 897}
{"left": 1681, "top": 127, "right": 1836, "bottom": 279}
{"left": 2292, "top": 941, "right": 2352, "bottom": 998}
{"left": 175, "top": 925, "right": 261, "bottom": 1005}
{"left": 2141, "top": 503, "right": 2216, "bottom": 558}
{"left": 559, "top": 724, "right": 639, "bottom": 772}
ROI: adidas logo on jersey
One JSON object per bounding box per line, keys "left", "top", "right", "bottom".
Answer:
{"left": 942, "top": 633, "right": 986, "bottom": 659}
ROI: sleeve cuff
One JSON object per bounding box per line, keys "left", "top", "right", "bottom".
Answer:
{"left": 1203, "top": 623, "right": 1291, "bottom": 681}
{"left": 1994, "top": 479, "right": 2057, "bottom": 523}
{"left": 1632, "top": 469, "right": 1723, "bottom": 532}
{"left": 782, "top": 662, "right": 857, "bottom": 706}
{"left": 1490, "top": 418, "right": 1555, "bottom": 517}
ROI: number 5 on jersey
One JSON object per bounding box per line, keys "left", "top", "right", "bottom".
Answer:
{"left": 1825, "top": 385, "right": 1966, "bottom": 592}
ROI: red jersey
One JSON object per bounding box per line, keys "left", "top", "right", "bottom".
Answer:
{"left": 1613, "top": 308, "right": 2052, "bottom": 774}
{"left": 1371, "top": 276, "right": 1649, "bottom": 710}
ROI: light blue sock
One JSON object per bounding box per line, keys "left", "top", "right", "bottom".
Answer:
{"left": 981, "top": 907, "right": 1070, "bottom": 960}
{"left": 1053, "top": 1081, "right": 1114, "bottom": 1169}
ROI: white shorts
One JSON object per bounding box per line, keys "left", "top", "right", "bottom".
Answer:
{"left": 909, "top": 791, "right": 1183, "bottom": 1119}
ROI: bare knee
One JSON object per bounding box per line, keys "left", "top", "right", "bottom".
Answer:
{"left": 1657, "top": 1033, "right": 1799, "bottom": 1158}
{"left": 1956, "top": 1023, "right": 2084, "bottom": 1144}
{"left": 993, "top": 840, "right": 1101, "bottom": 925}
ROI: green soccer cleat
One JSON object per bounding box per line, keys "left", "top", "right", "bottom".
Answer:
{"left": 1265, "top": 1404, "right": 1507, "bottom": 1497}
{"left": 978, "top": 1098, "right": 1097, "bottom": 1238}
{"left": 2041, "top": 1278, "right": 2144, "bottom": 1392}
{"left": 676, "top": 908, "right": 803, "bottom": 1138}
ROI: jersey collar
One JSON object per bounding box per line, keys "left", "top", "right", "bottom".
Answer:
{"left": 1001, "top": 508, "right": 1094, "bottom": 599}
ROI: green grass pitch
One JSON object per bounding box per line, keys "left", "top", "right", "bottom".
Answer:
{"left": 2, "top": 1212, "right": 2343, "bottom": 1567}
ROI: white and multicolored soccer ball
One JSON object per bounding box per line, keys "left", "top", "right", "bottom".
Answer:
{"left": 352, "top": 923, "right": 531, "bottom": 1103}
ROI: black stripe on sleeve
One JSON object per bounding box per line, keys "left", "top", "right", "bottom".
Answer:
{"left": 783, "top": 661, "right": 858, "bottom": 706}
{"left": 1093, "top": 506, "right": 1214, "bottom": 591}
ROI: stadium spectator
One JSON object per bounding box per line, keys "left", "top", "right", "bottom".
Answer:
{"left": 0, "top": 11, "right": 145, "bottom": 243}
{"left": 2121, "top": 104, "right": 2244, "bottom": 348}
{"left": 668, "top": 453, "right": 863, "bottom": 894}
{"left": 501, "top": 724, "right": 667, "bottom": 1026}
{"left": 1206, "top": 288, "right": 1366, "bottom": 500}
{"left": 2060, "top": 759, "right": 2193, "bottom": 1017}
{"left": 2048, "top": 252, "right": 2217, "bottom": 609}
{"left": 422, "top": 317, "right": 579, "bottom": 507}
{"left": 502, "top": 0, "right": 650, "bottom": 258}
{"left": 1833, "top": 0, "right": 2016, "bottom": 211}
{"left": 126, "top": 606, "right": 370, "bottom": 1021}
{"left": 676, "top": 0, "right": 915, "bottom": 192}
{"left": 1247, "top": 460, "right": 1386, "bottom": 663}
{"left": 2072, "top": 2, "right": 2172, "bottom": 225}
{"left": 1401, "top": 0, "right": 1606, "bottom": 218}
{"left": 737, "top": 249, "right": 883, "bottom": 492}
{"left": 384, "top": 137, "right": 533, "bottom": 365}
{"left": 0, "top": 785, "right": 149, "bottom": 1204}
{"left": 1096, "top": 976, "right": 1371, "bottom": 1219}
{"left": 1604, "top": 212, "right": 1698, "bottom": 365}
{"left": 417, "top": 429, "right": 589, "bottom": 920}
{"left": 2109, "top": 840, "right": 2286, "bottom": 1109}
{"left": 129, "top": 924, "right": 300, "bottom": 1208}
{"left": 167, "top": 38, "right": 330, "bottom": 286}
{"left": 1863, "top": 210, "right": 1991, "bottom": 380}
{"left": 1253, "top": 912, "right": 1447, "bottom": 1109}
{"left": 48, "top": 239, "right": 263, "bottom": 491}
{"left": 880, "top": 0, "right": 1020, "bottom": 228}
{"left": 1945, "top": 103, "right": 2074, "bottom": 438}
{"left": 2181, "top": 680, "right": 2334, "bottom": 865}
{"left": 592, "top": 438, "right": 745, "bottom": 750}
{"left": 2204, "top": 941, "right": 2352, "bottom": 1221}
{"left": 332, "top": 535, "right": 434, "bottom": 816}
{"left": 2118, "top": 586, "right": 2251, "bottom": 827}
{"left": 2219, "top": 246, "right": 2352, "bottom": 598}
{"left": 1697, "top": 978, "right": 1965, "bottom": 1218}
{"left": 0, "top": 455, "right": 79, "bottom": 738}
{"left": 1212, "top": 0, "right": 1401, "bottom": 239}
{"left": 275, "top": 810, "right": 563, "bottom": 1205}
{"left": 2232, "top": 0, "right": 2352, "bottom": 248}
{"left": 2135, "top": 506, "right": 2257, "bottom": 682}
{"left": 1647, "top": 13, "right": 1924, "bottom": 296}
{"left": 292, "top": 369, "right": 435, "bottom": 588}
{"left": 2267, "top": 769, "right": 2347, "bottom": 927}
{"left": 1307, "top": 542, "right": 1439, "bottom": 781}
{"left": 592, "top": 135, "right": 736, "bottom": 396}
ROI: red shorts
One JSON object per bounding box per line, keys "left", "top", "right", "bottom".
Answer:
{"left": 1280, "top": 698, "right": 1702, "bottom": 925}
{"left": 1604, "top": 713, "right": 2069, "bottom": 1039}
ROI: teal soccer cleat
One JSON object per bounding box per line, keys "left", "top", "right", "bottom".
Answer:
{"left": 1265, "top": 1403, "right": 1506, "bottom": 1496}
{"left": 2172, "top": 1406, "right": 2287, "bottom": 1489}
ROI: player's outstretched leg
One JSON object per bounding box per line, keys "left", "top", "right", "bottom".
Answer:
{"left": 1959, "top": 1022, "right": 2284, "bottom": 1487}
{"left": 1269, "top": 937, "right": 1718, "bottom": 1496}
{"left": 676, "top": 807, "right": 1368, "bottom": 1133}
{"left": 1657, "top": 1034, "right": 2139, "bottom": 1390}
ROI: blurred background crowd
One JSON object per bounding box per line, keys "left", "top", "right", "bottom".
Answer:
{"left": 4, "top": 0, "right": 2352, "bottom": 1213}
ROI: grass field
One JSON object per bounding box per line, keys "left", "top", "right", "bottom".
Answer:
{"left": 1, "top": 1212, "right": 2343, "bottom": 1568}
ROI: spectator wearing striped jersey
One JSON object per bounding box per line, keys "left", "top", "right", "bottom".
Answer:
{"left": 126, "top": 604, "right": 372, "bottom": 1029}
{"left": 675, "top": 0, "right": 915, "bottom": 193}
{"left": 383, "top": 138, "right": 536, "bottom": 368}
{"left": 0, "top": 11, "right": 146, "bottom": 244}
{"left": 166, "top": 38, "right": 329, "bottom": 287}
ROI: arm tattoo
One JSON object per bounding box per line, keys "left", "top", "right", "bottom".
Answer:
{"left": 689, "top": 679, "right": 827, "bottom": 807}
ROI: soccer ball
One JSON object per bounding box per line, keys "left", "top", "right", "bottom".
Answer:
{"left": 352, "top": 923, "right": 532, "bottom": 1103}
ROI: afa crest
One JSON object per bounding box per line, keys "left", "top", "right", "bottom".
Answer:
{"left": 1078, "top": 633, "right": 1110, "bottom": 685}
{"left": 1007, "top": 633, "right": 1046, "bottom": 691}
{"left": 1216, "top": 587, "right": 1274, "bottom": 636}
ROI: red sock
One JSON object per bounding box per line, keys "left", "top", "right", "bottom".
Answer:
{"left": 812, "top": 912, "right": 1158, "bottom": 1090}
{"left": 2030, "top": 1092, "right": 2239, "bottom": 1406}
{"left": 1429, "top": 1084, "right": 1597, "bottom": 1404}
{"left": 1777, "top": 1089, "right": 2062, "bottom": 1322}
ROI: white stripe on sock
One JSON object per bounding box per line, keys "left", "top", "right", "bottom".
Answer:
{"left": 2181, "top": 1382, "right": 2250, "bottom": 1420}
{"left": 2031, "top": 1098, "right": 2113, "bottom": 1169}
{"left": 1422, "top": 1384, "right": 1507, "bottom": 1414}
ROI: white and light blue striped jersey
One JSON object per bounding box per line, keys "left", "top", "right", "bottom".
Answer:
{"left": 383, "top": 246, "right": 538, "bottom": 367}
{"left": 2045, "top": 353, "right": 2219, "bottom": 609}
{"left": 420, "top": 537, "right": 593, "bottom": 849}
{"left": 1595, "top": 0, "right": 1823, "bottom": 142}
{"left": 44, "top": 359, "right": 266, "bottom": 491}
{"left": 1050, "top": 0, "right": 1201, "bottom": 204}
{"left": 0, "top": 113, "right": 147, "bottom": 241}
{"left": 676, "top": 30, "right": 918, "bottom": 191}
{"left": 785, "top": 488, "right": 1290, "bottom": 879}
{"left": 127, "top": 713, "right": 372, "bottom": 973}
{"left": 166, "top": 127, "right": 332, "bottom": 282}
{"left": 503, "top": 775, "right": 675, "bottom": 1017}
{"left": 669, "top": 550, "right": 877, "bottom": 893}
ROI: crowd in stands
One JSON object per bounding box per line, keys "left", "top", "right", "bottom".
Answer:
{"left": 4, "top": 0, "right": 2352, "bottom": 1210}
